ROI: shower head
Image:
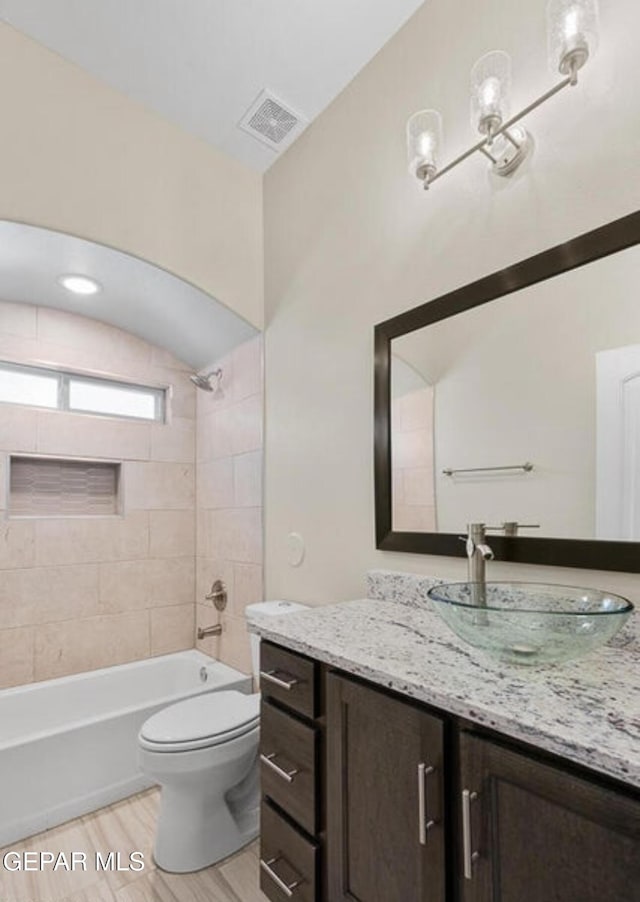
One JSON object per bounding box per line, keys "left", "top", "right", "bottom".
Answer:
{"left": 190, "top": 368, "right": 223, "bottom": 394}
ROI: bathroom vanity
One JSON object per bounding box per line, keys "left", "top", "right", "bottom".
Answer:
{"left": 252, "top": 595, "right": 640, "bottom": 902}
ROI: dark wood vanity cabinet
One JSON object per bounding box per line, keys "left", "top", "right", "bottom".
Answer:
{"left": 259, "top": 643, "right": 640, "bottom": 902}
{"left": 258, "top": 642, "right": 322, "bottom": 902}
{"left": 326, "top": 673, "right": 446, "bottom": 902}
{"left": 458, "top": 733, "right": 640, "bottom": 902}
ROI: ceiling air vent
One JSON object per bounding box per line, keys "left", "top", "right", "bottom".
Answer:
{"left": 238, "top": 90, "right": 306, "bottom": 151}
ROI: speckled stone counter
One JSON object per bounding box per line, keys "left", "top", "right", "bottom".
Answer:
{"left": 249, "top": 585, "right": 640, "bottom": 790}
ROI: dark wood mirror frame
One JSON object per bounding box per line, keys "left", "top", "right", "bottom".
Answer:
{"left": 374, "top": 209, "right": 640, "bottom": 572}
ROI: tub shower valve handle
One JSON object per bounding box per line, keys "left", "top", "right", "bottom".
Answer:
{"left": 205, "top": 579, "right": 227, "bottom": 611}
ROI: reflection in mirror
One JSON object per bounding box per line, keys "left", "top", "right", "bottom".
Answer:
{"left": 390, "top": 243, "right": 640, "bottom": 542}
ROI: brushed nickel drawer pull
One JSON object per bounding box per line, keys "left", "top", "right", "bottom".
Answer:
{"left": 260, "top": 669, "right": 300, "bottom": 690}
{"left": 462, "top": 789, "right": 480, "bottom": 880}
{"left": 418, "top": 763, "right": 436, "bottom": 845}
{"left": 260, "top": 856, "right": 302, "bottom": 897}
{"left": 260, "top": 752, "right": 299, "bottom": 783}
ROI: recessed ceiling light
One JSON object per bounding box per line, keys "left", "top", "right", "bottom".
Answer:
{"left": 57, "top": 274, "right": 102, "bottom": 296}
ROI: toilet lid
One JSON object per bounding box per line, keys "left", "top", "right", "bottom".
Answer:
{"left": 140, "top": 691, "right": 259, "bottom": 750}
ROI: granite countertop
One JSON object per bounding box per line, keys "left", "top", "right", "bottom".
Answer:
{"left": 249, "top": 589, "right": 640, "bottom": 790}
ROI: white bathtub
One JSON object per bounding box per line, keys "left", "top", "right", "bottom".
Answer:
{"left": 0, "top": 650, "right": 252, "bottom": 846}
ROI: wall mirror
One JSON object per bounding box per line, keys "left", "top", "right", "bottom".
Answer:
{"left": 374, "top": 210, "right": 640, "bottom": 571}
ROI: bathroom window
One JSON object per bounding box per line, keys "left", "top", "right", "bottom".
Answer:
{"left": 0, "top": 362, "right": 165, "bottom": 422}
{"left": 9, "top": 456, "right": 121, "bottom": 517}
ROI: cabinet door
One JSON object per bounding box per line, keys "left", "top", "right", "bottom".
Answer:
{"left": 458, "top": 732, "right": 640, "bottom": 902}
{"left": 326, "top": 673, "right": 445, "bottom": 902}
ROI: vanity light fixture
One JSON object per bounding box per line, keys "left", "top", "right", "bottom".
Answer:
{"left": 407, "top": 0, "right": 599, "bottom": 188}
{"left": 57, "top": 274, "right": 102, "bottom": 296}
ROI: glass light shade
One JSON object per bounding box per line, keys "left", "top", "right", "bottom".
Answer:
{"left": 470, "top": 51, "right": 511, "bottom": 137}
{"left": 406, "top": 109, "right": 443, "bottom": 181}
{"left": 547, "top": 0, "right": 599, "bottom": 75}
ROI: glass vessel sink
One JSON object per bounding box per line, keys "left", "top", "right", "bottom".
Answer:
{"left": 426, "top": 582, "right": 634, "bottom": 665}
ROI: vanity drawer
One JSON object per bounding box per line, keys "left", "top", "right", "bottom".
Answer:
{"left": 260, "top": 642, "right": 318, "bottom": 719}
{"left": 260, "top": 699, "right": 318, "bottom": 835}
{"left": 260, "top": 800, "right": 318, "bottom": 902}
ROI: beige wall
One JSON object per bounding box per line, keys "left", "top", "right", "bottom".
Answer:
{"left": 195, "top": 336, "right": 264, "bottom": 674}
{"left": 263, "top": 0, "right": 640, "bottom": 604}
{"left": 0, "top": 23, "right": 263, "bottom": 329}
{"left": 0, "top": 301, "right": 196, "bottom": 688}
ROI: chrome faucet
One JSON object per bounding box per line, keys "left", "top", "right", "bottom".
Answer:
{"left": 463, "top": 521, "right": 540, "bottom": 608}
{"left": 464, "top": 523, "right": 494, "bottom": 609}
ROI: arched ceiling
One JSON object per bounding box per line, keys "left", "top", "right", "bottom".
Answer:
{"left": 0, "top": 221, "right": 257, "bottom": 368}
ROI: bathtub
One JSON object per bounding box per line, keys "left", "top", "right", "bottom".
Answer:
{"left": 0, "top": 650, "right": 252, "bottom": 846}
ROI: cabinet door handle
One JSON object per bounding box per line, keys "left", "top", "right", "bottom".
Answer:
{"left": 260, "top": 752, "right": 299, "bottom": 783}
{"left": 260, "top": 669, "right": 300, "bottom": 690}
{"left": 418, "top": 763, "right": 436, "bottom": 845}
{"left": 462, "top": 789, "right": 480, "bottom": 879}
{"left": 260, "top": 856, "right": 302, "bottom": 897}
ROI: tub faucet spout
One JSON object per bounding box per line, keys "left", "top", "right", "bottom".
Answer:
{"left": 197, "top": 624, "right": 223, "bottom": 640}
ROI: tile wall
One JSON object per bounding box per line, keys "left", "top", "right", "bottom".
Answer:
{"left": 0, "top": 301, "right": 196, "bottom": 688}
{"left": 391, "top": 385, "right": 436, "bottom": 531}
{"left": 195, "top": 336, "right": 264, "bottom": 674}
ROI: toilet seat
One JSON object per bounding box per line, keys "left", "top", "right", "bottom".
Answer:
{"left": 139, "top": 690, "right": 260, "bottom": 753}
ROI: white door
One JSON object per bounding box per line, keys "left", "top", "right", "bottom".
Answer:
{"left": 596, "top": 345, "right": 640, "bottom": 539}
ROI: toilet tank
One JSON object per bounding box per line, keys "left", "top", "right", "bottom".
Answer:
{"left": 245, "top": 600, "right": 309, "bottom": 681}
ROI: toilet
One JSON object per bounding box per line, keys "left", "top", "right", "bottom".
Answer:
{"left": 138, "top": 600, "right": 307, "bottom": 873}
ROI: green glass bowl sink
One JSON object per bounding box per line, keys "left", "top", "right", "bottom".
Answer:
{"left": 426, "top": 582, "right": 634, "bottom": 666}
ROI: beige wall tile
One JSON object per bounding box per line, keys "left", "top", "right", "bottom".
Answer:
{"left": 37, "top": 308, "right": 153, "bottom": 369}
{"left": 197, "top": 458, "right": 234, "bottom": 509}
{"left": 233, "top": 451, "right": 262, "bottom": 508}
{"left": 0, "top": 306, "right": 203, "bottom": 686}
{"left": 0, "top": 519, "right": 36, "bottom": 569}
{"left": 196, "top": 509, "right": 211, "bottom": 559}
{"left": 98, "top": 557, "right": 194, "bottom": 613}
{"left": 0, "top": 564, "right": 99, "bottom": 627}
{"left": 231, "top": 394, "right": 262, "bottom": 455}
{"left": 150, "top": 604, "right": 195, "bottom": 655}
{"left": 0, "top": 403, "right": 38, "bottom": 452}
{"left": 233, "top": 563, "right": 264, "bottom": 616}
{"left": 34, "top": 610, "right": 150, "bottom": 681}
{"left": 396, "top": 386, "right": 433, "bottom": 433}
{"left": 149, "top": 557, "right": 195, "bottom": 607}
{"left": 197, "top": 407, "right": 234, "bottom": 462}
{"left": 232, "top": 336, "right": 262, "bottom": 402}
{"left": 125, "top": 462, "right": 194, "bottom": 510}
{"left": 167, "top": 373, "right": 196, "bottom": 420}
{"left": 35, "top": 511, "right": 149, "bottom": 565}
{"left": 209, "top": 613, "right": 252, "bottom": 675}
{"left": 195, "top": 605, "right": 253, "bottom": 673}
{"left": 0, "top": 626, "right": 34, "bottom": 688}
{"left": 98, "top": 559, "right": 150, "bottom": 611}
{"left": 392, "top": 429, "right": 433, "bottom": 469}
{"left": 37, "top": 410, "right": 151, "bottom": 460}
{"left": 402, "top": 467, "right": 435, "bottom": 506}
{"left": 0, "top": 300, "right": 37, "bottom": 338}
{"left": 195, "top": 353, "right": 233, "bottom": 416}
{"left": 195, "top": 602, "right": 217, "bottom": 656}
{"left": 393, "top": 503, "right": 436, "bottom": 532}
{"left": 210, "top": 508, "right": 262, "bottom": 564}
{"left": 150, "top": 417, "right": 194, "bottom": 462}
{"left": 148, "top": 509, "right": 195, "bottom": 558}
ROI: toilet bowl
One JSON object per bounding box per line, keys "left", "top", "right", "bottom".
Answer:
{"left": 138, "top": 691, "right": 260, "bottom": 872}
{"left": 138, "top": 600, "right": 308, "bottom": 873}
